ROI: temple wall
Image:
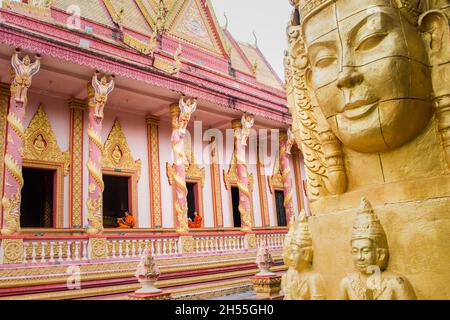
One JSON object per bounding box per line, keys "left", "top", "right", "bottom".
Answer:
{"left": 248, "top": 163, "right": 262, "bottom": 227}
{"left": 158, "top": 119, "right": 175, "bottom": 229}
{"left": 220, "top": 136, "right": 235, "bottom": 227}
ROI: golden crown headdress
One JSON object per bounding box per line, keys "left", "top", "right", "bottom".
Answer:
{"left": 286, "top": 210, "right": 313, "bottom": 248}
{"left": 298, "top": 0, "right": 423, "bottom": 25}
{"left": 351, "top": 198, "right": 388, "bottom": 248}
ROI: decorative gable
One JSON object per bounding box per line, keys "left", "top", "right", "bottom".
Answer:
{"left": 167, "top": 0, "right": 225, "bottom": 56}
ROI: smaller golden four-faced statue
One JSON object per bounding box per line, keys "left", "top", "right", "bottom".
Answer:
{"left": 338, "top": 198, "right": 417, "bottom": 300}
{"left": 281, "top": 211, "right": 326, "bottom": 300}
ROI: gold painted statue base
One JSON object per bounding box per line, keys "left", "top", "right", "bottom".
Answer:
{"left": 250, "top": 275, "right": 282, "bottom": 298}
{"left": 128, "top": 292, "right": 171, "bottom": 300}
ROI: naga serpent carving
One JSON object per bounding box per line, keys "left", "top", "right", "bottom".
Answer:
{"left": 1, "top": 49, "right": 40, "bottom": 236}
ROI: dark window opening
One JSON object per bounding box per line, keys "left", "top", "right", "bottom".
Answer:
{"left": 21, "top": 168, "right": 55, "bottom": 228}
{"left": 275, "top": 190, "right": 287, "bottom": 227}
{"left": 231, "top": 186, "right": 241, "bottom": 228}
{"left": 103, "top": 175, "right": 130, "bottom": 228}
{"left": 186, "top": 182, "right": 198, "bottom": 221}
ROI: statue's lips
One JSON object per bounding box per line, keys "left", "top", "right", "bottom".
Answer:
{"left": 342, "top": 100, "right": 378, "bottom": 120}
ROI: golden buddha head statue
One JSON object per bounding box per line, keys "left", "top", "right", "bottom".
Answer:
{"left": 283, "top": 210, "right": 313, "bottom": 271}
{"left": 298, "top": 0, "right": 450, "bottom": 153}
{"left": 351, "top": 198, "right": 389, "bottom": 274}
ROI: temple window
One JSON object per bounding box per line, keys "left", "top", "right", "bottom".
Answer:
{"left": 230, "top": 186, "right": 241, "bottom": 228}
{"left": 274, "top": 190, "right": 287, "bottom": 227}
{"left": 186, "top": 182, "right": 198, "bottom": 221}
{"left": 103, "top": 174, "right": 130, "bottom": 228}
{"left": 20, "top": 167, "right": 55, "bottom": 228}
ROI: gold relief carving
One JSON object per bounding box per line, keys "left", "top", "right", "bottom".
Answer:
{"left": 23, "top": 105, "right": 70, "bottom": 175}
{"left": 338, "top": 198, "right": 417, "bottom": 300}
{"left": 153, "top": 56, "right": 181, "bottom": 76}
{"left": 244, "top": 233, "right": 257, "bottom": 250}
{"left": 281, "top": 211, "right": 326, "bottom": 300}
{"left": 5, "top": 0, "right": 52, "bottom": 17}
{"left": 288, "top": 0, "right": 450, "bottom": 299}
{"left": 166, "top": 0, "right": 224, "bottom": 56}
{"left": 0, "top": 238, "right": 24, "bottom": 264}
{"left": 179, "top": 236, "right": 195, "bottom": 254}
{"left": 268, "top": 155, "right": 284, "bottom": 194}
{"left": 250, "top": 275, "right": 282, "bottom": 298}
{"left": 223, "top": 154, "right": 254, "bottom": 192}
{"left": 69, "top": 99, "right": 85, "bottom": 228}
{"left": 103, "top": 0, "right": 124, "bottom": 25}
{"left": 88, "top": 237, "right": 108, "bottom": 260}
{"left": 123, "top": 32, "right": 158, "bottom": 56}
{"left": 146, "top": 117, "right": 162, "bottom": 228}
{"left": 103, "top": 119, "right": 141, "bottom": 180}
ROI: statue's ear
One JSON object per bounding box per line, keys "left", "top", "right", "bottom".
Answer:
{"left": 419, "top": 10, "right": 450, "bottom": 65}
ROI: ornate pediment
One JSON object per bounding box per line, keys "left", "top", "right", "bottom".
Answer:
{"left": 268, "top": 152, "right": 283, "bottom": 194}
{"left": 223, "top": 153, "right": 254, "bottom": 191}
{"left": 103, "top": 119, "right": 142, "bottom": 180}
{"left": 23, "top": 104, "right": 70, "bottom": 174}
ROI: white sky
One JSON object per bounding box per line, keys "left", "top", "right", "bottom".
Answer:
{"left": 210, "top": 0, "right": 292, "bottom": 81}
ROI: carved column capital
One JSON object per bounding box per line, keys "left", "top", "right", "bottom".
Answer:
{"left": 68, "top": 98, "right": 87, "bottom": 110}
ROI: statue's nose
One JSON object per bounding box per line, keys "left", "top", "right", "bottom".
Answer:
{"left": 337, "top": 67, "right": 364, "bottom": 89}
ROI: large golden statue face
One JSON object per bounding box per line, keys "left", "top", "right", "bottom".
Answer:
{"left": 303, "top": 1, "right": 433, "bottom": 153}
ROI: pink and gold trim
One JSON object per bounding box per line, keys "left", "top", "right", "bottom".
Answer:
{"left": 68, "top": 99, "right": 86, "bottom": 228}
{"left": 146, "top": 116, "right": 163, "bottom": 228}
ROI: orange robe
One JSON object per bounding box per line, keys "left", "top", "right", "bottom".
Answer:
{"left": 188, "top": 215, "right": 202, "bottom": 228}
{"left": 118, "top": 215, "right": 135, "bottom": 228}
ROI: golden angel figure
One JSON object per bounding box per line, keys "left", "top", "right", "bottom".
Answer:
{"left": 178, "top": 95, "right": 197, "bottom": 135}
{"left": 240, "top": 113, "right": 255, "bottom": 146}
{"left": 11, "top": 49, "right": 41, "bottom": 103}
{"left": 92, "top": 71, "right": 115, "bottom": 120}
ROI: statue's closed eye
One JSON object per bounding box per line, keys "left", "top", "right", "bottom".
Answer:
{"left": 356, "top": 32, "right": 388, "bottom": 51}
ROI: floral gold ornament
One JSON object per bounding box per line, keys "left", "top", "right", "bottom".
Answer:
{"left": 338, "top": 198, "right": 417, "bottom": 300}
{"left": 281, "top": 211, "right": 326, "bottom": 300}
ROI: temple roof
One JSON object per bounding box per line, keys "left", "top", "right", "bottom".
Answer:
{"left": 47, "top": 0, "right": 283, "bottom": 90}
{"left": 0, "top": 0, "right": 288, "bottom": 124}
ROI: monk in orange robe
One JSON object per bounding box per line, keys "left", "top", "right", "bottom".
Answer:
{"left": 188, "top": 212, "right": 202, "bottom": 228}
{"left": 117, "top": 211, "right": 135, "bottom": 228}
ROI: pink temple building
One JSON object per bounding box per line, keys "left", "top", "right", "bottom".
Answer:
{"left": 0, "top": 0, "right": 308, "bottom": 299}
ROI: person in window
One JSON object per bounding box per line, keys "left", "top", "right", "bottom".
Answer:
{"left": 188, "top": 211, "right": 202, "bottom": 228}
{"left": 117, "top": 211, "right": 135, "bottom": 229}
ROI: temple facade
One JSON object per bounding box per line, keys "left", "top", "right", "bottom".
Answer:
{"left": 0, "top": 0, "right": 303, "bottom": 299}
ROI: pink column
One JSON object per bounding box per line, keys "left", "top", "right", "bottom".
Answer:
{"left": 279, "top": 131, "right": 294, "bottom": 223}
{"left": 86, "top": 73, "right": 115, "bottom": 235}
{"left": 233, "top": 117, "right": 254, "bottom": 232}
{"left": 1, "top": 51, "right": 41, "bottom": 236}
{"left": 170, "top": 104, "right": 189, "bottom": 233}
